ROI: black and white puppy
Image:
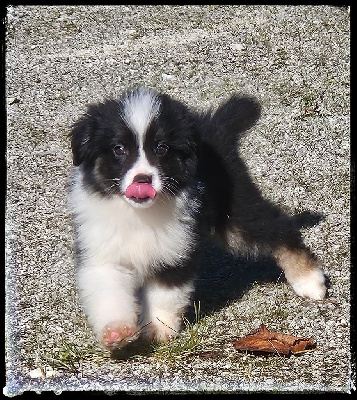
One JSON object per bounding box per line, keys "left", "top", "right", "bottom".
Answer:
{"left": 69, "top": 87, "right": 326, "bottom": 348}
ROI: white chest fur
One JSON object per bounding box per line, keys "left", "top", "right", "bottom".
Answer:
{"left": 69, "top": 171, "right": 197, "bottom": 277}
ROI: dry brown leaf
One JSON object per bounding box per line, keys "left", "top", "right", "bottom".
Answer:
{"left": 232, "top": 323, "right": 316, "bottom": 355}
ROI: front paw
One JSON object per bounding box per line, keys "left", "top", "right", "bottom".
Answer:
{"left": 141, "top": 317, "right": 180, "bottom": 343}
{"left": 101, "top": 322, "right": 139, "bottom": 348}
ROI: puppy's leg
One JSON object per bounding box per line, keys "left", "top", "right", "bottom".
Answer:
{"left": 77, "top": 264, "right": 140, "bottom": 348}
{"left": 222, "top": 220, "right": 326, "bottom": 300}
{"left": 140, "top": 267, "right": 195, "bottom": 343}
{"left": 272, "top": 245, "right": 326, "bottom": 300}
{"left": 202, "top": 93, "right": 326, "bottom": 301}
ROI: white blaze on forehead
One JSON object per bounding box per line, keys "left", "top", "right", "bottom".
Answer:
{"left": 121, "top": 88, "right": 161, "bottom": 141}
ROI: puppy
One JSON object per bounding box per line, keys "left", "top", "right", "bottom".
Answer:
{"left": 69, "top": 87, "right": 326, "bottom": 348}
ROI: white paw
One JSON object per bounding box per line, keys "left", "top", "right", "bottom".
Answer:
{"left": 289, "top": 268, "right": 326, "bottom": 300}
{"left": 141, "top": 316, "right": 180, "bottom": 343}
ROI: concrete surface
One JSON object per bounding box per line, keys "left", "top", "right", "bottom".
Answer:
{"left": 5, "top": 5, "right": 352, "bottom": 395}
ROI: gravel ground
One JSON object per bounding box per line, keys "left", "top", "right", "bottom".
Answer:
{"left": 5, "top": 5, "right": 352, "bottom": 396}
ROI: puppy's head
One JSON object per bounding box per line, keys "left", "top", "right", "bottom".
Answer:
{"left": 70, "top": 88, "right": 199, "bottom": 208}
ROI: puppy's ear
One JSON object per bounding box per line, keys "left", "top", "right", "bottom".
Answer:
{"left": 69, "top": 114, "right": 95, "bottom": 166}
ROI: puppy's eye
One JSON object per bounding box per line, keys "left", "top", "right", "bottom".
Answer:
{"left": 155, "top": 143, "right": 169, "bottom": 157}
{"left": 113, "top": 144, "right": 126, "bottom": 157}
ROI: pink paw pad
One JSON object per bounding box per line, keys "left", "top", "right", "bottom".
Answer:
{"left": 102, "top": 324, "right": 137, "bottom": 347}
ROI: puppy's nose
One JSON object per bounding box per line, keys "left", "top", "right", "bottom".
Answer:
{"left": 133, "top": 174, "right": 152, "bottom": 184}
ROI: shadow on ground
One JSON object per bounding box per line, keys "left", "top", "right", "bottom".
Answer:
{"left": 191, "top": 243, "right": 283, "bottom": 319}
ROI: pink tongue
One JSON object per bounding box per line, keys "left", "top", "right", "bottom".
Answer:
{"left": 125, "top": 183, "right": 156, "bottom": 199}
